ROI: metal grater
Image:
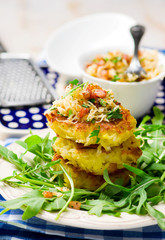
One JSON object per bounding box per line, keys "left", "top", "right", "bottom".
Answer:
{"left": 0, "top": 53, "right": 56, "bottom": 107}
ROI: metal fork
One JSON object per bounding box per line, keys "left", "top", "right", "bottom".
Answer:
{"left": 126, "top": 25, "right": 146, "bottom": 77}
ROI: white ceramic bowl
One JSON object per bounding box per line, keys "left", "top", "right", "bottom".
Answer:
{"left": 44, "top": 13, "right": 135, "bottom": 79}
{"left": 78, "top": 46, "right": 165, "bottom": 119}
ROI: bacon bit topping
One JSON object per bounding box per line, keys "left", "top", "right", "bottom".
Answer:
{"left": 82, "top": 88, "right": 91, "bottom": 99}
{"left": 43, "top": 191, "right": 53, "bottom": 198}
{"left": 91, "top": 89, "right": 107, "bottom": 98}
{"left": 83, "top": 84, "right": 107, "bottom": 100}
{"left": 78, "top": 107, "right": 90, "bottom": 118}
{"left": 69, "top": 201, "right": 81, "bottom": 210}
{"left": 97, "top": 59, "right": 105, "bottom": 66}
{"left": 52, "top": 153, "right": 63, "bottom": 161}
{"left": 122, "top": 54, "right": 130, "bottom": 62}
{"left": 50, "top": 109, "right": 59, "bottom": 117}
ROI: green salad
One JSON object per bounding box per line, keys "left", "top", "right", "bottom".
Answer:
{"left": 0, "top": 107, "right": 165, "bottom": 229}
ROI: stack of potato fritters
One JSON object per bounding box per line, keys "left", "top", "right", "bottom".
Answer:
{"left": 45, "top": 83, "right": 142, "bottom": 190}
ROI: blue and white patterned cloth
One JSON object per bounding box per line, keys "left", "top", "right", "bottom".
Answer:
{"left": 0, "top": 198, "right": 165, "bottom": 240}
{"left": 0, "top": 53, "right": 165, "bottom": 239}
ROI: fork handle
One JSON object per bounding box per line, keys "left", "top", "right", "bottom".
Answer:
{"left": 130, "top": 25, "right": 145, "bottom": 57}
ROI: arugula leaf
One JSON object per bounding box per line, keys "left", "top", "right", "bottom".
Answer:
{"left": 88, "top": 203, "right": 103, "bottom": 217}
{"left": 16, "top": 134, "right": 55, "bottom": 162}
{"left": 136, "top": 188, "right": 147, "bottom": 215}
{"left": 0, "top": 190, "right": 45, "bottom": 220}
{"left": 15, "top": 140, "right": 27, "bottom": 149}
{"left": 0, "top": 145, "right": 29, "bottom": 172}
{"left": 139, "top": 115, "right": 151, "bottom": 126}
{"left": 25, "top": 135, "right": 42, "bottom": 150}
{"left": 22, "top": 191, "right": 45, "bottom": 220}
{"left": 43, "top": 197, "right": 66, "bottom": 212}
{"left": 103, "top": 169, "right": 132, "bottom": 193}
{"left": 151, "top": 107, "right": 164, "bottom": 153}
{"left": 107, "top": 108, "right": 123, "bottom": 120}
{"left": 145, "top": 202, "right": 165, "bottom": 229}
{"left": 56, "top": 163, "right": 74, "bottom": 220}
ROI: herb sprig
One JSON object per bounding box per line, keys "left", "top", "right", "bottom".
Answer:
{"left": 89, "top": 126, "right": 100, "bottom": 144}
{"left": 62, "top": 81, "right": 85, "bottom": 99}
{"left": 107, "top": 107, "right": 123, "bottom": 120}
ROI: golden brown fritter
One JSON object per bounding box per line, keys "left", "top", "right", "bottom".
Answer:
{"left": 45, "top": 83, "right": 136, "bottom": 151}
{"left": 52, "top": 154, "right": 131, "bottom": 191}
{"left": 53, "top": 135, "right": 142, "bottom": 176}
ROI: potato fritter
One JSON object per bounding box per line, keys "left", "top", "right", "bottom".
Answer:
{"left": 53, "top": 135, "right": 141, "bottom": 175}
{"left": 45, "top": 83, "right": 136, "bottom": 151}
{"left": 52, "top": 154, "right": 131, "bottom": 191}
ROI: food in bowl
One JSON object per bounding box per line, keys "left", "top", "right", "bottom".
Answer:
{"left": 45, "top": 81, "right": 142, "bottom": 190}
{"left": 80, "top": 48, "right": 165, "bottom": 118}
{"left": 85, "top": 49, "right": 162, "bottom": 82}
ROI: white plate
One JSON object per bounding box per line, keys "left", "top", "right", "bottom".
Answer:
{"left": 44, "top": 13, "right": 136, "bottom": 79}
{"left": 0, "top": 129, "right": 164, "bottom": 230}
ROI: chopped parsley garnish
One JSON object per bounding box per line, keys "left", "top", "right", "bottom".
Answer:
{"left": 57, "top": 111, "right": 66, "bottom": 117}
{"left": 49, "top": 107, "right": 57, "bottom": 111}
{"left": 111, "top": 75, "right": 120, "bottom": 82}
{"left": 140, "top": 57, "right": 146, "bottom": 62}
{"left": 88, "top": 99, "right": 95, "bottom": 103}
{"left": 82, "top": 104, "right": 90, "bottom": 108}
{"left": 96, "top": 137, "right": 100, "bottom": 144}
{"left": 68, "top": 109, "right": 73, "bottom": 117}
{"left": 69, "top": 79, "right": 79, "bottom": 86}
{"left": 86, "top": 119, "right": 95, "bottom": 124}
{"left": 99, "top": 99, "right": 106, "bottom": 107}
{"left": 111, "top": 56, "right": 122, "bottom": 64}
{"left": 91, "top": 119, "right": 95, "bottom": 124}
{"left": 89, "top": 126, "right": 100, "bottom": 144}
{"left": 107, "top": 108, "right": 123, "bottom": 120}
{"left": 104, "top": 57, "right": 110, "bottom": 62}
